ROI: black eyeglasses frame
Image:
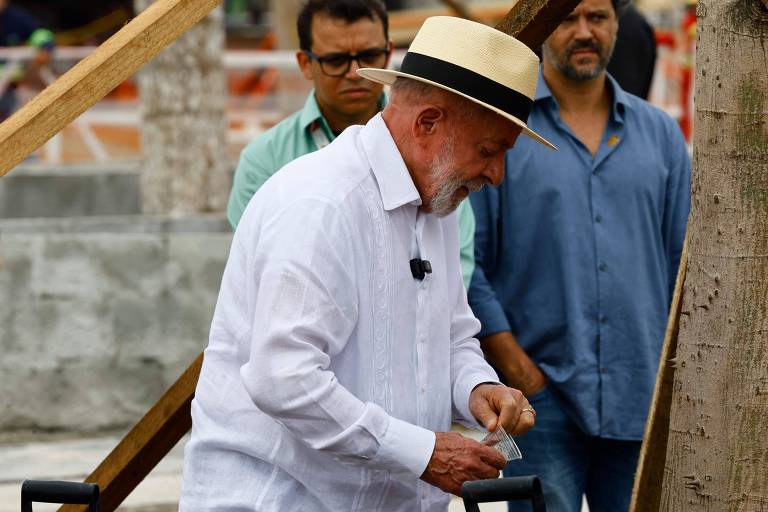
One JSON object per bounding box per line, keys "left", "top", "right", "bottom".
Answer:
{"left": 303, "top": 47, "right": 391, "bottom": 77}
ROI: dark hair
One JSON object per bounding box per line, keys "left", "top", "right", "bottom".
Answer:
{"left": 297, "top": 0, "right": 389, "bottom": 51}
{"left": 611, "top": 0, "right": 632, "bottom": 15}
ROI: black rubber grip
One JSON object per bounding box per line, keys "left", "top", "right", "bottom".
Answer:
{"left": 21, "top": 480, "right": 99, "bottom": 512}
{"left": 461, "top": 476, "right": 545, "bottom": 512}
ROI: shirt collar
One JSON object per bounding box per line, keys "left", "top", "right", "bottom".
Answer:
{"left": 360, "top": 113, "right": 422, "bottom": 211}
{"left": 533, "top": 69, "right": 555, "bottom": 103}
{"left": 300, "top": 90, "right": 389, "bottom": 137}
{"left": 299, "top": 91, "right": 331, "bottom": 135}
{"left": 605, "top": 72, "right": 631, "bottom": 123}
{"left": 534, "top": 68, "right": 632, "bottom": 120}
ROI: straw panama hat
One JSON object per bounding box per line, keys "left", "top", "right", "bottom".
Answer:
{"left": 358, "top": 16, "right": 556, "bottom": 150}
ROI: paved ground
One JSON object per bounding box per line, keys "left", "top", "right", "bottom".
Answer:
{"left": 3, "top": 429, "right": 590, "bottom": 511}
{"left": 0, "top": 434, "right": 184, "bottom": 512}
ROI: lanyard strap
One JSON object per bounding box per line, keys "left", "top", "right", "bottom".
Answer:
{"left": 310, "top": 122, "right": 331, "bottom": 150}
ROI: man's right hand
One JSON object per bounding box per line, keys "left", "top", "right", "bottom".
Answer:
{"left": 420, "top": 431, "right": 507, "bottom": 496}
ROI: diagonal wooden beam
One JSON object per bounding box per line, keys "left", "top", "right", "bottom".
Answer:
{"left": 59, "top": 354, "right": 203, "bottom": 512}
{"left": 0, "top": 0, "right": 222, "bottom": 177}
{"left": 629, "top": 235, "right": 689, "bottom": 512}
{"left": 495, "top": 0, "right": 580, "bottom": 48}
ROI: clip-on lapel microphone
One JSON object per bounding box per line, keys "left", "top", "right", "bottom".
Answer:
{"left": 410, "top": 258, "right": 432, "bottom": 280}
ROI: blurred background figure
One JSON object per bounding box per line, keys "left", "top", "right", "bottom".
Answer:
{"left": 227, "top": 0, "right": 393, "bottom": 229}
{"left": 607, "top": 1, "right": 656, "bottom": 99}
{"left": 0, "top": 0, "right": 54, "bottom": 121}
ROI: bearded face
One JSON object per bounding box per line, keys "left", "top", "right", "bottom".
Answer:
{"left": 544, "top": 37, "right": 615, "bottom": 81}
{"left": 426, "top": 136, "right": 490, "bottom": 217}
{"left": 542, "top": 0, "right": 619, "bottom": 82}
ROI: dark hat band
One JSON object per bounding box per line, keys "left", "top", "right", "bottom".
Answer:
{"left": 399, "top": 52, "right": 533, "bottom": 123}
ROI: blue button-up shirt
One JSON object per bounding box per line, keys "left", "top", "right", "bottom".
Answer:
{"left": 468, "top": 73, "right": 690, "bottom": 440}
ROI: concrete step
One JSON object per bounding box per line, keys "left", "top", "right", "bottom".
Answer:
{"left": 0, "top": 165, "right": 141, "bottom": 219}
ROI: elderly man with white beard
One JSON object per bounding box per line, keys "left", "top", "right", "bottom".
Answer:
{"left": 180, "top": 16, "right": 556, "bottom": 512}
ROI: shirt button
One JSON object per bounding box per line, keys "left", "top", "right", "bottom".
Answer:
{"left": 600, "top": 315, "right": 607, "bottom": 324}
{"left": 599, "top": 263, "right": 608, "bottom": 272}
{"left": 592, "top": 169, "right": 598, "bottom": 175}
{"left": 595, "top": 214, "right": 602, "bottom": 223}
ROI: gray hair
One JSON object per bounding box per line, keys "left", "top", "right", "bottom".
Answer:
{"left": 389, "top": 77, "right": 485, "bottom": 123}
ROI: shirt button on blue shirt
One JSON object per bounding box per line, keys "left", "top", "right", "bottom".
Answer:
{"left": 595, "top": 214, "right": 603, "bottom": 223}
{"left": 599, "top": 263, "right": 608, "bottom": 272}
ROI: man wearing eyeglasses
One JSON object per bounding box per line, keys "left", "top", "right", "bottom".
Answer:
{"left": 227, "top": 0, "right": 478, "bottom": 289}
{"left": 226, "top": 0, "right": 391, "bottom": 228}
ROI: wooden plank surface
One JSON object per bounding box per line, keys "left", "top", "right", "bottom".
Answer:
{"left": 629, "top": 236, "right": 689, "bottom": 512}
{"left": 495, "top": 0, "right": 581, "bottom": 48}
{"left": 59, "top": 354, "right": 203, "bottom": 512}
{"left": 0, "top": 0, "right": 222, "bottom": 177}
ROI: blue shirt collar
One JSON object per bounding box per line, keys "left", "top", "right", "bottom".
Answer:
{"left": 534, "top": 69, "right": 631, "bottom": 122}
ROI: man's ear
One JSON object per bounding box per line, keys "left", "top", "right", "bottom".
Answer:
{"left": 412, "top": 106, "right": 445, "bottom": 144}
{"left": 296, "top": 50, "right": 314, "bottom": 81}
{"left": 383, "top": 40, "right": 395, "bottom": 68}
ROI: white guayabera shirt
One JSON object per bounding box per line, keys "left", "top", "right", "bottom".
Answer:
{"left": 180, "top": 114, "right": 499, "bottom": 511}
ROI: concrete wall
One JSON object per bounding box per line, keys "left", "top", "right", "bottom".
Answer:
{"left": 0, "top": 166, "right": 141, "bottom": 219}
{"left": 0, "top": 215, "right": 232, "bottom": 433}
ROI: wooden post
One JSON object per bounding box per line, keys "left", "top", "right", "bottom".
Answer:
{"left": 495, "top": 0, "right": 580, "bottom": 47}
{"left": 629, "top": 238, "right": 688, "bottom": 512}
{"left": 0, "top": 0, "right": 223, "bottom": 177}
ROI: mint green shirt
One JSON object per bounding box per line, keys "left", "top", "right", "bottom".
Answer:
{"left": 227, "top": 91, "right": 476, "bottom": 288}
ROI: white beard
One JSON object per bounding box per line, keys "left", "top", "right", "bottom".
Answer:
{"left": 427, "top": 137, "right": 488, "bottom": 217}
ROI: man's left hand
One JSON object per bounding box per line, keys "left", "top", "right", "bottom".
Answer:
{"left": 469, "top": 383, "right": 535, "bottom": 435}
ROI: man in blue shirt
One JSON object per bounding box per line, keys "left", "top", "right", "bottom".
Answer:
{"left": 468, "top": 0, "right": 690, "bottom": 510}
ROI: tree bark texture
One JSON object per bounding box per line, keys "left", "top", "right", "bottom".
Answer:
{"left": 135, "top": 0, "right": 229, "bottom": 214}
{"left": 661, "top": 0, "right": 768, "bottom": 510}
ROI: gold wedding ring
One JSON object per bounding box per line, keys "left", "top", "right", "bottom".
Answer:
{"left": 522, "top": 406, "right": 536, "bottom": 417}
